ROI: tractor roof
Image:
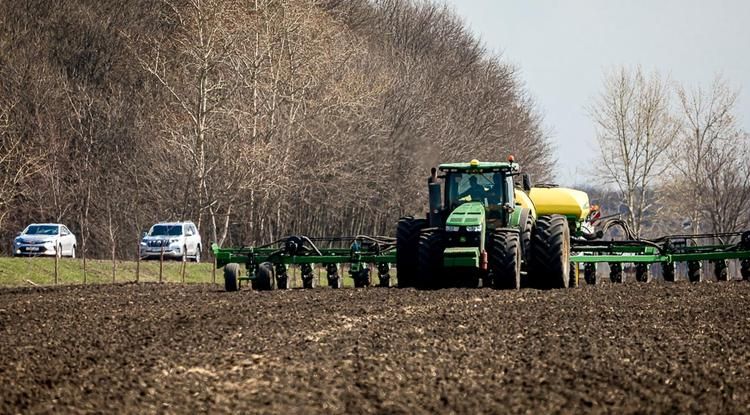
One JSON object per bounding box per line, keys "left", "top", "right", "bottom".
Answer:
{"left": 438, "top": 159, "right": 516, "bottom": 172}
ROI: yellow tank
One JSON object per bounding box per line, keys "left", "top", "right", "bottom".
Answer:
{"left": 528, "top": 187, "right": 590, "bottom": 221}
{"left": 513, "top": 189, "right": 537, "bottom": 218}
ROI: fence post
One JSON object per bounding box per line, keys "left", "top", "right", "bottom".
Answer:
{"left": 181, "top": 249, "right": 186, "bottom": 283}
{"left": 159, "top": 245, "right": 164, "bottom": 283}
{"left": 136, "top": 238, "right": 141, "bottom": 283}
{"left": 54, "top": 250, "right": 59, "bottom": 285}
{"left": 212, "top": 253, "right": 216, "bottom": 284}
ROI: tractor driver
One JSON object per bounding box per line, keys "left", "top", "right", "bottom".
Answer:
{"left": 487, "top": 173, "right": 504, "bottom": 205}
{"left": 459, "top": 175, "right": 486, "bottom": 201}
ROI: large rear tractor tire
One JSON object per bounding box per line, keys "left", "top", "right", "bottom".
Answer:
{"left": 254, "top": 262, "right": 276, "bottom": 291}
{"left": 529, "top": 215, "right": 570, "bottom": 289}
{"left": 520, "top": 211, "right": 533, "bottom": 267}
{"left": 396, "top": 217, "right": 427, "bottom": 288}
{"left": 417, "top": 229, "right": 445, "bottom": 290}
{"left": 490, "top": 230, "right": 521, "bottom": 290}
{"left": 224, "top": 263, "right": 240, "bottom": 292}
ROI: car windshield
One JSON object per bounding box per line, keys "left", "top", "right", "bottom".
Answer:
{"left": 446, "top": 172, "right": 505, "bottom": 208}
{"left": 149, "top": 225, "right": 183, "bottom": 236}
{"left": 24, "top": 225, "right": 59, "bottom": 235}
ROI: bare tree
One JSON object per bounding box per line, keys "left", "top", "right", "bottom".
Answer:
{"left": 667, "top": 77, "right": 750, "bottom": 234}
{"left": 589, "top": 67, "right": 678, "bottom": 238}
{"left": 128, "top": 0, "right": 245, "bottom": 244}
{"left": 0, "top": 98, "right": 49, "bottom": 232}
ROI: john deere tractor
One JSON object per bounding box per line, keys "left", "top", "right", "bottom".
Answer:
{"left": 396, "top": 158, "right": 591, "bottom": 290}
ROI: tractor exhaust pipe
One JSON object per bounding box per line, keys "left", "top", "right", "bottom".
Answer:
{"left": 428, "top": 168, "right": 442, "bottom": 227}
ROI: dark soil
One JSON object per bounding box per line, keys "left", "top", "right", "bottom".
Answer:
{"left": 1, "top": 281, "right": 749, "bottom": 414}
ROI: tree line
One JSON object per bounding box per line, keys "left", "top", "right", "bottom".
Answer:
{"left": 0, "top": 0, "right": 554, "bottom": 259}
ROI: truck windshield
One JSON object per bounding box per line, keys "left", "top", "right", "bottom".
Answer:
{"left": 149, "top": 225, "right": 183, "bottom": 236}
{"left": 446, "top": 172, "right": 506, "bottom": 208}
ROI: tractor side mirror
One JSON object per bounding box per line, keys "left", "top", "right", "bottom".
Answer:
{"left": 522, "top": 173, "right": 532, "bottom": 192}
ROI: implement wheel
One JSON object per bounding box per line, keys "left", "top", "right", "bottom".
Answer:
{"left": 742, "top": 260, "right": 750, "bottom": 281}
{"left": 396, "top": 217, "right": 427, "bottom": 288}
{"left": 490, "top": 229, "right": 521, "bottom": 290}
{"left": 688, "top": 261, "right": 702, "bottom": 283}
{"left": 662, "top": 262, "right": 676, "bottom": 282}
{"left": 635, "top": 263, "right": 651, "bottom": 283}
{"left": 254, "top": 262, "right": 276, "bottom": 291}
{"left": 714, "top": 260, "right": 729, "bottom": 281}
{"left": 224, "top": 263, "right": 240, "bottom": 292}
{"left": 275, "top": 263, "right": 289, "bottom": 289}
{"left": 417, "top": 229, "right": 445, "bottom": 289}
{"left": 609, "top": 262, "right": 624, "bottom": 283}
{"left": 584, "top": 263, "right": 597, "bottom": 285}
{"left": 353, "top": 267, "right": 371, "bottom": 288}
{"left": 326, "top": 264, "right": 342, "bottom": 289}
{"left": 529, "top": 215, "right": 570, "bottom": 289}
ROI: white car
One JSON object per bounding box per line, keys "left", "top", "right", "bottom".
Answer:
{"left": 13, "top": 223, "right": 77, "bottom": 258}
{"left": 140, "top": 221, "right": 202, "bottom": 262}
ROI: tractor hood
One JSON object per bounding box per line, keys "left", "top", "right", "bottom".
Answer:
{"left": 446, "top": 202, "right": 485, "bottom": 228}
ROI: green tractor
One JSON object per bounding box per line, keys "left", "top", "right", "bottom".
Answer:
{"left": 396, "top": 158, "right": 588, "bottom": 290}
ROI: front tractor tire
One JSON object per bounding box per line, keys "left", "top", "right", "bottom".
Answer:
{"left": 396, "top": 217, "right": 427, "bottom": 288}
{"left": 224, "top": 263, "right": 241, "bottom": 292}
{"left": 529, "top": 215, "right": 570, "bottom": 289}
{"left": 417, "top": 229, "right": 445, "bottom": 289}
{"left": 490, "top": 229, "right": 521, "bottom": 290}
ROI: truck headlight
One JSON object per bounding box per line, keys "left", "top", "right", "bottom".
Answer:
{"left": 445, "top": 225, "right": 460, "bottom": 232}
{"left": 465, "top": 225, "right": 482, "bottom": 232}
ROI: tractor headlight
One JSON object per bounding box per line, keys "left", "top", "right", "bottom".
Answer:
{"left": 445, "top": 225, "right": 460, "bottom": 232}
{"left": 465, "top": 225, "right": 482, "bottom": 232}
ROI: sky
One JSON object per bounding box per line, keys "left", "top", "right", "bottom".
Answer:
{"left": 444, "top": 0, "right": 750, "bottom": 186}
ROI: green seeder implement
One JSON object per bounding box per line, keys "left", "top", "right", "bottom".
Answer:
{"left": 571, "top": 228, "right": 750, "bottom": 284}
{"left": 212, "top": 158, "right": 750, "bottom": 291}
{"left": 211, "top": 235, "right": 396, "bottom": 291}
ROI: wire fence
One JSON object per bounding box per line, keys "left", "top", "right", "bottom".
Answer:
{"left": 1, "top": 246, "right": 217, "bottom": 287}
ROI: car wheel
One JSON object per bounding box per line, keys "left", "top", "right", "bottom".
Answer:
{"left": 70, "top": 245, "right": 76, "bottom": 259}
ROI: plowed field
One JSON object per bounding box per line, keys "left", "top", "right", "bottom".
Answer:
{"left": 1, "top": 282, "right": 749, "bottom": 414}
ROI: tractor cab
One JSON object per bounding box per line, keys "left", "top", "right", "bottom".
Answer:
{"left": 431, "top": 159, "right": 519, "bottom": 229}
